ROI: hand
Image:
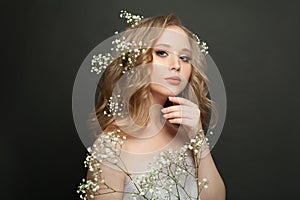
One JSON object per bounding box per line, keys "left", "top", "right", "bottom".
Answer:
{"left": 161, "top": 96, "right": 203, "bottom": 139}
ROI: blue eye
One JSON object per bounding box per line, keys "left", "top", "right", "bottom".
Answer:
{"left": 155, "top": 50, "right": 168, "bottom": 57}
{"left": 179, "top": 56, "right": 191, "bottom": 62}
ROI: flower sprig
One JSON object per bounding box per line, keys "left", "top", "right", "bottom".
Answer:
{"left": 77, "top": 128, "right": 210, "bottom": 199}
{"left": 193, "top": 34, "right": 209, "bottom": 55}
{"left": 77, "top": 128, "right": 127, "bottom": 199}
{"left": 120, "top": 10, "right": 144, "bottom": 27}
{"left": 190, "top": 129, "right": 209, "bottom": 155}
{"left": 104, "top": 93, "right": 127, "bottom": 118}
{"left": 91, "top": 32, "right": 147, "bottom": 75}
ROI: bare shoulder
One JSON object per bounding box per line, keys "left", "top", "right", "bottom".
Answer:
{"left": 86, "top": 163, "right": 125, "bottom": 199}
{"left": 85, "top": 124, "right": 126, "bottom": 200}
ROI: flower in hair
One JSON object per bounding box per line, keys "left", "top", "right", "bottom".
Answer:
{"left": 120, "top": 10, "right": 144, "bottom": 27}
{"left": 91, "top": 31, "right": 147, "bottom": 75}
{"left": 193, "top": 34, "right": 209, "bottom": 55}
{"left": 104, "top": 93, "right": 127, "bottom": 118}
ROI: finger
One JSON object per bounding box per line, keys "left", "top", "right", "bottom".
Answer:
{"left": 168, "top": 118, "right": 192, "bottom": 126}
{"left": 162, "top": 105, "right": 199, "bottom": 118}
{"left": 162, "top": 103, "right": 197, "bottom": 113}
{"left": 163, "top": 111, "right": 182, "bottom": 119}
{"left": 161, "top": 105, "right": 182, "bottom": 114}
{"left": 168, "top": 96, "right": 197, "bottom": 107}
{"left": 163, "top": 108, "right": 198, "bottom": 120}
{"left": 168, "top": 118, "right": 182, "bottom": 125}
{"left": 163, "top": 108, "right": 196, "bottom": 120}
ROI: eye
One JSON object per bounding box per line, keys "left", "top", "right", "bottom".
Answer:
{"left": 179, "top": 55, "right": 191, "bottom": 62}
{"left": 155, "top": 50, "right": 168, "bottom": 57}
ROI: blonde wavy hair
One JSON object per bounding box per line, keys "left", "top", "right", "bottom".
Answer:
{"left": 92, "top": 14, "right": 218, "bottom": 135}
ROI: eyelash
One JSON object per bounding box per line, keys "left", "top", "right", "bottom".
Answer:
{"left": 155, "top": 50, "right": 168, "bottom": 57}
{"left": 155, "top": 50, "right": 191, "bottom": 63}
{"left": 179, "top": 55, "right": 191, "bottom": 62}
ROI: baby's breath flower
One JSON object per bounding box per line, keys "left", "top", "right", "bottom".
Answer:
{"left": 79, "top": 127, "right": 210, "bottom": 199}
{"left": 77, "top": 128, "right": 126, "bottom": 199}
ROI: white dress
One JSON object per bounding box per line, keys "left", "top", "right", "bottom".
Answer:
{"left": 114, "top": 130, "right": 210, "bottom": 200}
{"left": 122, "top": 153, "right": 200, "bottom": 199}
{"left": 80, "top": 126, "right": 210, "bottom": 200}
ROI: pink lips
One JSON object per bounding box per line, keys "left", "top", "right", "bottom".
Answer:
{"left": 164, "top": 76, "right": 181, "bottom": 85}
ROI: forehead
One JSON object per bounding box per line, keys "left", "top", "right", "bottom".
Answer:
{"left": 154, "top": 26, "right": 191, "bottom": 50}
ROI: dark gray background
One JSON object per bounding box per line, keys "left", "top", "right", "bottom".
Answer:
{"left": 3, "top": 0, "right": 300, "bottom": 199}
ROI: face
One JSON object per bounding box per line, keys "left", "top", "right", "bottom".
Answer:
{"left": 150, "top": 25, "right": 192, "bottom": 99}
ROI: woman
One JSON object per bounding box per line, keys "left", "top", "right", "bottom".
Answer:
{"left": 78, "top": 11, "right": 225, "bottom": 200}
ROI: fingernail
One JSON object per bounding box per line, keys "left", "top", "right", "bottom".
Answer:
{"left": 161, "top": 108, "right": 165, "bottom": 113}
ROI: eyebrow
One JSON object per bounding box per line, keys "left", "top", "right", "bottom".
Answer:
{"left": 154, "top": 43, "right": 191, "bottom": 54}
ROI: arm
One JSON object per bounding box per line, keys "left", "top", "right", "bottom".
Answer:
{"left": 85, "top": 126, "right": 127, "bottom": 200}
{"left": 86, "top": 163, "right": 126, "bottom": 200}
{"left": 162, "top": 96, "right": 226, "bottom": 199}
{"left": 197, "top": 153, "right": 226, "bottom": 200}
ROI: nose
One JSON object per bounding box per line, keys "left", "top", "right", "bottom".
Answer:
{"left": 169, "top": 53, "right": 180, "bottom": 71}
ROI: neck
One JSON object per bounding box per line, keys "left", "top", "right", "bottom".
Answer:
{"left": 117, "top": 93, "right": 177, "bottom": 139}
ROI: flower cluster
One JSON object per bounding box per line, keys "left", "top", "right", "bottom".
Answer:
{"left": 193, "top": 34, "right": 209, "bottom": 55}
{"left": 114, "top": 39, "right": 146, "bottom": 73}
{"left": 90, "top": 52, "right": 113, "bottom": 75}
{"left": 131, "top": 148, "right": 193, "bottom": 199}
{"left": 120, "top": 10, "right": 144, "bottom": 27}
{"left": 77, "top": 128, "right": 126, "bottom": 199}
{"left": 91, "top": 32, "right": 146, "bottom": 75}
{"left": 104, "top": 93, "right": 127, "bottom": 118}
{"left": 91, "top": 10, "right": 209, "bottom": 77}
{"left": 190, "top": 129, "right": 209, "bottom": 155}
{"left": 77, "top": 128, "right": 209, "bottom": 200}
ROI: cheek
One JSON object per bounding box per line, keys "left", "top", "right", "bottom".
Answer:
{"left": 150, "top": 64, "right": 168, "bottom": 80}
{"left": 152, "top": 53, "right": 168, "bottom": 66}
{"left": 182, "top": 65, "right": 192, "bottom": 81}
{"left": 150, "top": 65, "right": 158, "bottom": 81}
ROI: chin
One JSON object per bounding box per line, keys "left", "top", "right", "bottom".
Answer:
{"left": 150, "top": 84, "right": 182, "bottom": 97}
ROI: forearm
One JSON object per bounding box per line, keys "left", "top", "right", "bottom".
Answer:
{"left": 197, "top": 153, "right": 226, "bottom": 200}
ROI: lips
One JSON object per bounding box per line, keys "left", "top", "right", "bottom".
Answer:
{"left": 164, "top": 76, "right": 181, "bottom": 85}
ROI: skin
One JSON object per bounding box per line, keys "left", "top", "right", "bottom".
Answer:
{"left": 88, "top": 25, "right": 226, "bottom": 200}
{"left": 149, "top": 25, "right": 203, "bottom": 138}
{"left": 150, "top": 25, "right": 192, "bottom": 103}
{"left": 164, "top": 96, "right": 226, "bottom": 200}
{"left": 152, "top": 26, "right": 226, "bottom": 200}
